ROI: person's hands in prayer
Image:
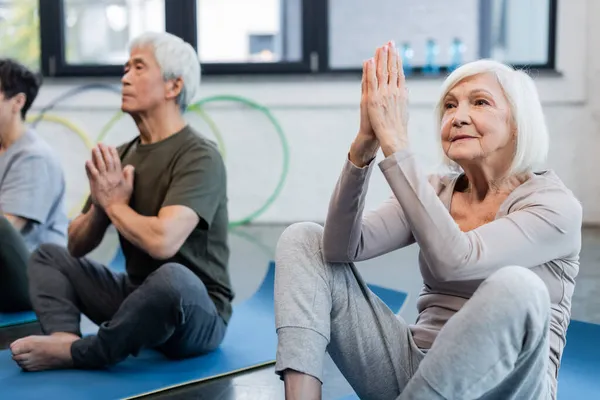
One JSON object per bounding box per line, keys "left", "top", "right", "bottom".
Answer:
{"left": 349, "top": 54, "right": 381, "bottom": 168}
{"left": 365, "top": 40, "right": 410, "bottom": 157}
{"left": 85, "top": 143, "right": 134, "bottom": 211}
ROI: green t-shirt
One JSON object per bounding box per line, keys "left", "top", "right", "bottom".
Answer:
{"left": 86, "top": 126, "right": 233, "bottom": 323}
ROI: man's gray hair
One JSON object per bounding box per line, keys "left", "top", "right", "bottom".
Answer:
{"left": 130, "top": 32, "right": 201, "bottom": 111}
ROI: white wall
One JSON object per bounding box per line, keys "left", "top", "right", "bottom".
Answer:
{"left": 28, "top": 0, "right": 600, "bottom": 225}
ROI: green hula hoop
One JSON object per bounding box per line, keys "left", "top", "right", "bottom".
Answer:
{"left": 189, "top": 95, "right": 290, "bottom": 227}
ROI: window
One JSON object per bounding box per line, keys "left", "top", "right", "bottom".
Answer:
{"left": 37, "top": 0, "right": 557, "bottom": 77}
{"left": 197, "top": 0, "right": 301, "bottom": 64}
{"left": 196, "top": 0, "right": 311, "bottom": 74}
{"left": 39, "top": 0, "right": 191, "bottom": 76}
{"left": 62, "top": 0, "right": 165, "bottom": 65}
{"left": 327, "top": 0, "right": 556, "bottom": 73}
{"left": 249, "top": 34, "right": 276, "bottom": 62}
{"left": 0, "top": 0, "right": 40, "bottom": 71}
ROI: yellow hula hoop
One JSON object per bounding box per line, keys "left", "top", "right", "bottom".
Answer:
{"left": 26, "top": 113, "right": 94, "bottom": 218}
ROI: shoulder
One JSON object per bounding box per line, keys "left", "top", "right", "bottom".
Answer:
{"left": 511, "top": 170, "right": 582, "bottom": 222}
{"left": 177, "top": 126, "right": 224, "bottom": 165}
{"left": 426, "top": 170, "right": 461, "bottom": 196}
{"left": 10, "top": 131, "right": 62, "bottom": 171}
{"left": 115, "top": 136, "right": 139, "bottom": 158}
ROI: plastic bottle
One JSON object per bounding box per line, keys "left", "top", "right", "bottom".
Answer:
{"left": 401, "top": 42, "right": 413, "bottom": 76}
{"left": 424, "top": 38, "right": 440, "bottom": 75}
{"left": 449, "top": 37, "right": 465, "bottom": 71}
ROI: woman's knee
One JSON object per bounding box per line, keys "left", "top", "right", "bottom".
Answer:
{"left": 276, "top": 222, "right": 324, "bottom": 259}
{"left": 486, "top": 266, "right": 551, "bottom": 317}
{"left": 274, "top": 222, "right": 332, "bottom": 295}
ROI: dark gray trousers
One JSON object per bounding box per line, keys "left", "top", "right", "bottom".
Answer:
{"left": 28, "top": 243, "right": 227, "bottom": 369}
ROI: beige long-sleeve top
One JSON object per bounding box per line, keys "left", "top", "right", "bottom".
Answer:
{"left": 323, "top": 149, "right": 582, "bottom": 379}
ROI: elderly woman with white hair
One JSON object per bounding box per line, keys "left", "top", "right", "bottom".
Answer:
{"left": 274, "top": 41, "right": 581, "bottom": 400}
{"left": 10, "top": 32, "right": 233, "bottom": 371}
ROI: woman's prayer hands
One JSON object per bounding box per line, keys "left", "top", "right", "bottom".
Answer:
{"left": 365, "top": 40, "right": 409, "bottom": 157}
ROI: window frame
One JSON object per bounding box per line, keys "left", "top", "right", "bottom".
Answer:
{"left": 37, "top": 0, "right": 557, "bottom": 78}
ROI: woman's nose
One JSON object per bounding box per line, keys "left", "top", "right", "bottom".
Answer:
{"left": 452, "top": 105, "right": 471, "bottom": 127}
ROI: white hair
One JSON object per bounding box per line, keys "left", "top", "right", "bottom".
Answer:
{"left": 129, "top": 32, "right": 201, "bottom": 111}
{"left": 434, "top": 59, "right": 549, "bottom": 175}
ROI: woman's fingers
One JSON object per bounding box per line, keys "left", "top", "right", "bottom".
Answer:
{"left": 367, "top": 58, "right": 377, "bottom": 94}
{"left": 388, "top": 41, "right": 398, "bottom": 87}
{"left": 376, "top": 46, "right": 388, "bottom": 88}
{"left": 396, "top": 47, "right": 405, "bottom": 89}
{"left": 362, "top": 59, "right": 368, "bottom": 96}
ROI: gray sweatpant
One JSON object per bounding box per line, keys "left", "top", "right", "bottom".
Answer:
{"left": 274, "top": 222, "right": 554, "bottom": 400}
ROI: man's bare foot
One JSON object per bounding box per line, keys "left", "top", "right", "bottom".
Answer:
{"left": 10, "top": 333, "right": 79, "bottom": 372}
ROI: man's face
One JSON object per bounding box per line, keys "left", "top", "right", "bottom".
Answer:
{"left": 120, "top": 45, "right": 168, "bottom": 114}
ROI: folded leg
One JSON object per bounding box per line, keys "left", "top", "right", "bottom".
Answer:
{"left": 28, "top": 243, "right": 130, "bottom": 335}
{"left": 275, "top": 222, "right": 424, "bottom": 400}
{"left": 71, "top": 263, "right": 227, "bottom": 369}
{"left": 399, "top": 266, "right": 553, "bottom": 400}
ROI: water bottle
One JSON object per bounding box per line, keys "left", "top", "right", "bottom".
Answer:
{"left": 449, "top": 38, "right": 465, "bottom": 72}
{"left": 424, "top": 38, "right": 440, "bottom": 75}
{"left": 401, "top": 42, "right": 413, "bottom": 76}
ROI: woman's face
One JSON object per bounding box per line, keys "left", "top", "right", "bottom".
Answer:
{"left": 440, "top": 73, "right": 516, "bottom": 168}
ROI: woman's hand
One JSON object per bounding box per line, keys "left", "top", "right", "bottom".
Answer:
{"left": 349, "top": 60, "right": 381, "bottom": 168}
{"left": 366, "top": 41, "right": 409, "bottom": 157}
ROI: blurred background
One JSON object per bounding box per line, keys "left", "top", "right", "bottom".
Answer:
{"left": 2, "top": 0, "right": 593, "bottom": 228}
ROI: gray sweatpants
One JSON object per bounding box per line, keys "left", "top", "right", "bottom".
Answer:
{"left": 274, "top": 222, "right": 554, "bottom": 400}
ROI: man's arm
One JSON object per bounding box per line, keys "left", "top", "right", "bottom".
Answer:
{"left": 104, "top": 203, "right": 198, "bottom": 260}
{"left": 90, "top": 141, "right": 224, "bottom": 260}
{"left": 67, "top": 203, "right": 111, "bottom": 258}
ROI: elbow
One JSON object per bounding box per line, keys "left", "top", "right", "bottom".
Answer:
{"left": 427, "top": 255, "right": 459, "bottom": 283}
{"left": 67, "top": 243, "right": 81, "bottom": 258}
{"left": 322, "top": 246, "right": 351, "bottom": 264}
{"left": 322, "top": 234, "right": 354, "bottom": 264}
{"left": 146, "top": 235, "right": 181, "bottom": 260}
{"left": 66, "top": 232, "right": 84, "bottom": 259}
{"left": 429, "top": 268, "right": 454, "bottom": 283}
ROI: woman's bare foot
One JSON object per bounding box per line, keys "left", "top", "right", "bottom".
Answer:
{"left": 10, "top": 332, "right": 79, "bottom": 372}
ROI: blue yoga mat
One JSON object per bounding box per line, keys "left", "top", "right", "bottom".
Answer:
{"left": 556, "top": 320, "right": 600, "bottom": 399}
{"left": 0, "top": 311, "right": 37, "bottom": 328}
{"left": 0, "top": 247, "right": 126, "bottom": 328}
{"left": 0, "top": 261, "right": 407, "bottom": 400}
{"left": 338, "top": 320, "right": 600, "bottom": 400}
